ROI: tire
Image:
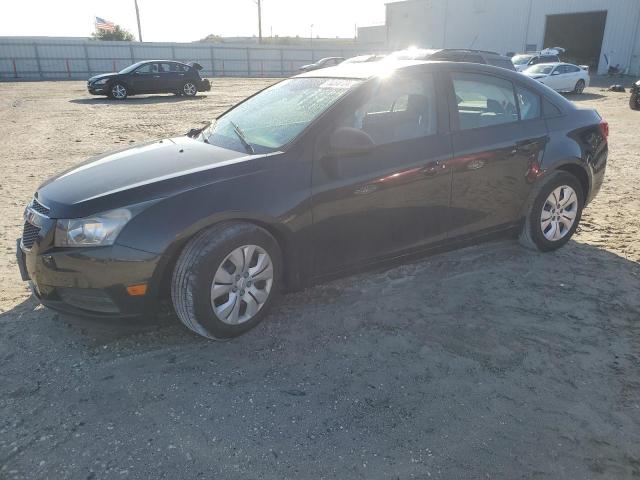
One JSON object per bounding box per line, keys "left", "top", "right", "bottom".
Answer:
{"left": 109, "top": 83, "right": 128, "bottom": 100}
{"left": 182, "top": 81, "right": 197, "bottom": 97}
{"left": 573, "top": 79, "right": 585, "bottom": 94}
{"left": 630, "top": 93, "right": 640, "bottom": 111}
{"left": 171, "top": 222, "right": 282, "bottom": 340}
{"left": 519, "top": 172, "right": 584, "bottom": 252}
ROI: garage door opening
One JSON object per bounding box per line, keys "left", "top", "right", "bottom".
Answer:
{"left": 543, "top": 11, "right": 607, "bottom": 69}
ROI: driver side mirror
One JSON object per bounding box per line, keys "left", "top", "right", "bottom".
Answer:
{"left": 328, "top": 127, "right": 375, "bottom": 157}
{"left": 552, "top": 70, "right": 560, "bottom": 76}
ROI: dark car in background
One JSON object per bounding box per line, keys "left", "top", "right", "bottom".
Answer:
{"left": 87, "top": 60, "right": 211, "bottom": 99}
{"left": 630, "top": 79, "right": 640, "bottom": 110}
{"left": 19, "top": 61, "right": 608, "bottom": 340}
{"left": 386, "top": 48, "right": 516, "bottom": 70}
{"left": 298, "top": 57, "right": 345, "bottom": 72}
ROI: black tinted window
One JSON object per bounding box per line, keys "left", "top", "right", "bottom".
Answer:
{"left": 452, "top": 73, "right": 518, "bottom": 130}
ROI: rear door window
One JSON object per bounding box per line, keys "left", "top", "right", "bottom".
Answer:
{"left": 452, "top": 72, "right": 518, "bottom": 130}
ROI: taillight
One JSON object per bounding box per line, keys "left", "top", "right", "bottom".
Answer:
{"left": 599, "top": 120, "right": 609, "bottom": 138}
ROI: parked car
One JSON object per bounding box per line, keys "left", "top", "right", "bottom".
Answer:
{"left": 298, "top": 57, "right": 345, "bottom": 72}
{"left": 342, "top": 54, "right": 386, "bottom": 64}
{"left": 512, "top": 52, "right": 561, "bottom": 72}
{"left": 522, "top": 62, "right": 590, "bottom": 93}
{"left": 87, "top": 60, "right": 211, "bottom": 99}
{"left": 630, "top": 79, "right": 640, "bottom": 110}
{"left": 386, "top": 48, "right": 516, "bottom": 70}
{"left": 18, "top": 61, "right": 608, "bottom": 340}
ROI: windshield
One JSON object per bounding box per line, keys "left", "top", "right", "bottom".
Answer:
{"left": 119, "top": 61, "right": 146, "bottom": 74}
{"left": 512, "top": 55, "right": 533, "bottom": 65}
{"left": 205, "top": 77, "right": 361, "bottom": 152}
{"left": 526, "top": 65, "right": 554, "bottom": 74}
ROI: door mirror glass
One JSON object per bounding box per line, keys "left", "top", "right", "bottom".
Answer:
{"left": 329, "top": 127, "right": 375, "bottom": 156}
{"left": 552, "top": 70, "right": 561, "bottom": 75}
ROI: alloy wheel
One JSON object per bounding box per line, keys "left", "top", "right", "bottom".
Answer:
{"left": 575, "top": 80, "right": 585, "bottom": 94}
{"left": 540, "top": 185, "right": 578, "bottom": 241}
{"left": 111, "top": 84, "right": 127, "bottom": 99}
{"left": 210, "top": 245, "right": 273, "bottom": 325}
{"left": 183, "top": 82, "right": 197, "bottom": 96}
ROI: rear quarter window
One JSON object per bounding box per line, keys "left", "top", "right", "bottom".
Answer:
{"left": 543, "top": 98, "right": 563, "bottom": 117}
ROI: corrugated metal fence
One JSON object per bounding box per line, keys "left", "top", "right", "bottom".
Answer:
{"left": 0, "top": 37, "right": 375, "bottom": 80}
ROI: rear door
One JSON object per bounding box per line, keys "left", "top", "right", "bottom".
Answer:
{"left": 157, "top": 62, "right": 178, "bottom": 91}
{"left": 445, "top": 70, "right": 548, "bottom": 237}
{"left": 311, "top": 71, "right": 453, "bottom": 275}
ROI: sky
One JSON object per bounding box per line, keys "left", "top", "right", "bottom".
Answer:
{"left": 1, "top": 0, "right": 387, "bottom": 42}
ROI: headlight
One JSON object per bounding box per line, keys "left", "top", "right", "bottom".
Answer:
{"left": 93, "top": 78, "right": 109, "bottom": 85}
{"left": 55, "top": 209, "right": 131, "bottom": 247}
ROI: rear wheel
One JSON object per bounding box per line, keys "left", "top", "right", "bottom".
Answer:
{"left": 109, "top": 83, "right": 128, "bottom": 100}
{"left": 519, "top": 172, "right": 584, "bottom": 252}
{"left": 573, "top": 79, "right": 586, "bottom": 94}
{"left": 171, "top": 222, "right": 282, "bottom": 340}
{"left": 182, "top": 81, "right": 197, "bottom": 97}
{"left": 630, "top": 93, "right": 640, "bottom": 110}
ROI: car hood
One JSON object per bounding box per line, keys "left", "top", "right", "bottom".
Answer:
{"left": 36, "top": 137, "right": 256, "bottom": 218}
{"left": 88, "top": 72, "right": 118, "bottom": 83}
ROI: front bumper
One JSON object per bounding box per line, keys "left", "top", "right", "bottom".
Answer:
{"left": 17, "top": 237, "right": 165, "bottom": 318}
{"left": 87, "top": 83, "right": 108, "bottom": 95}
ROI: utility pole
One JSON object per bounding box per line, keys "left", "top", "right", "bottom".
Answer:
{"left": 257, "top": 0, "right": 263, "bottom": 43}
{"left": 310, "top": 24, "right": 314, "bottom": 46}
{"left": 134, "top": 0, "right": 143, "bottom": 42}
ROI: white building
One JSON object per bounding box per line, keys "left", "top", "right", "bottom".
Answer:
{"left": 383, "top": 0, "right": 640, "bottom": 74}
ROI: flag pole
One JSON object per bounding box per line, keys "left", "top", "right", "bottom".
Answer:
{"left": 134, "top": 0, "right": 143, "bottom": 42}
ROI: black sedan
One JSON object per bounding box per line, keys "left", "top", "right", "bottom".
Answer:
{"left": 87, "top": 60, "right": 211, "bottom": 99}
{"left": 19, "top": 61, "right": 608, "bottom": 340}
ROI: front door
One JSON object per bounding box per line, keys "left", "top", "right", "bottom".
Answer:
{"left": 130, "top": 62, "right": 160, "bottom": 93}
{"left": 311, "top": 71, "right": 453, "bottom": 276}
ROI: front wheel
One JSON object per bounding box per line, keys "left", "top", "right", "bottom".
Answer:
{"left": 519, "top": 172, "right": 584, "bottom": 252}
{"left": 630, "top": 93, "right": 640, "bottom": 110}
{"left": 573, "top": 79, "right": 586, "bottom": 94}
{"left": 182, "top": 81, "right": 197, "bottom": 97}
{"left": 171, "top": 222, "right": 282, "bottom": 340}
{"left": 109, "top": 83, "right": 128, "bottom": 100}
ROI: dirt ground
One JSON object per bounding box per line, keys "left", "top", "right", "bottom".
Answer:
{"left": 0, "top": 78, "right": 639, "bottom": 480}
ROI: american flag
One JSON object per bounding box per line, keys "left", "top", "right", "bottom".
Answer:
{"left": 95, "top": 17, "right": 116, "bottom": 32}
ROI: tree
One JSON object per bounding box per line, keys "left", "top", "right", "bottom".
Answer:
{"left": 198, "top": 34, "right": 224, "bottom": 43}
{"left": 92, "top": 25, "right": 135, "bottom": 41}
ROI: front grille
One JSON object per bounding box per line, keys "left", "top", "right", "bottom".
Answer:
{"left": 30, "top": 198, "right": 50, "bottom": 216}
{"left": 22, "top": 222, "right": 40, "bottom": 249}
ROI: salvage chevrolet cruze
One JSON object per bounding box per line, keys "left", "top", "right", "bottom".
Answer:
{"left": 17, "top": 61, "right": 608, "bottom": 339}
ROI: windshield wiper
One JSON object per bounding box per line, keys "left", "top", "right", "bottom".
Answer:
{"left": 229, "top": 121, "right": 255, "bottom": 154}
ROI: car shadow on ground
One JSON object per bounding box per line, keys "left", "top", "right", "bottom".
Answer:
{"left": 565, "top": 92, "right": 606, "bottom": 101}
{"left": 69, "top": 95, "right": 208, "bottom": 105}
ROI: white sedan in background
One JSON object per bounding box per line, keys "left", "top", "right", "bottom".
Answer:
{"left": 522, "top": 63, "right": 590, "bottom": 93}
